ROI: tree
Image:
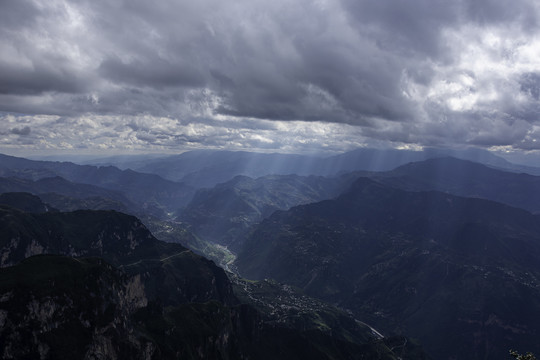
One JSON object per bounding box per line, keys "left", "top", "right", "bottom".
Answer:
{"left": 510, "top": 350, "right": 537, "bottom": 360}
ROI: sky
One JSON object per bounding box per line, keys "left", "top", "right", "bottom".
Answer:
{"left": 1, "top": 0, "right": 540, "bottom": 160}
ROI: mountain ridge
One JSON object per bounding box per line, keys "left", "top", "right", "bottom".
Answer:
{"left": 77, "top": 148, "right": 540, "bottom": 187}
{"left": 178, "top": 173, "right": 352, "bottom": 249}
{"left": 236, "top": 177, "right": 540, "bottom": 359}
{"left": 372, "top": 156, "right": 540, "bottom": 214}
{"left": 0, "top": 153, "right": 195, "bottom": 216}
{"left": 0, "top": 200, "right": 415, "bottom": 359}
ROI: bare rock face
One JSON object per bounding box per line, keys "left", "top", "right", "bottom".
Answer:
{"left": 122, "top": 274, "right": 148, "bottom": 311}
{"left": 0, "top": 254, "right": 410, "bottom": 360}
{"left": 24, "top": 238, "right": 45, "bottom": 258}
{"left": 0, "top": 256, "right": 151, "bottom": 360}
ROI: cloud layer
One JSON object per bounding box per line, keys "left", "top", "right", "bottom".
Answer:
{"left": 1, "top": 0, "right": 540, "bottom": 153}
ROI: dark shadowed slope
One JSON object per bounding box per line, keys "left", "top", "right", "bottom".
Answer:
{"left": 0, "top": 202, "right": 413, "bottom": 359}
{"left": 236, "top": 177, "right": 540, "bottom": 359}
{"left": 0, "top": 192, "right": 56, "bottom": 213}
{"left": 0, "top": 253, "right": 411, "bottom": 360}
{"left": 0, "top": 205, "right": 234, "bottom": 305}
{"left": 0, "top": 176, "right": 134, "bottom": 213}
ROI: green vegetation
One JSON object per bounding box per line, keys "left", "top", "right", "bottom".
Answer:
{"left": 510, "top": 350, "right": 537, "bottom": 360}
{"left": 142, "top": 217, "right": 236, "bottom": 268}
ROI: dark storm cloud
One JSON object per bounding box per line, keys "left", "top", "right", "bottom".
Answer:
{"left": 0, "top": 62, "right": 86, "bottom": 95}
{"left": 520, "top": 73, "right": 540, "bottom": 101}
{"left": 341, "top": 0, "right": 460, "bottom": 61}
{"left": 0, "top": 1, "right": 85, "bottom": 86}
{"left": 0, "top": 0, "right": 41, "bottom": 29}
{"left": 1, "top": 0, "right": 540, "bottom": 153}
{"left": 10, "top": 126, "right": 31, "bottom": 136}
{"left": 465, "top": 0, "right": 539, "bottom": 26}
{"left": 98, "top": 56, "right": 206, "bottom": 89}
{"left": 0, "top": 0, "right": 418, "bottom": 123}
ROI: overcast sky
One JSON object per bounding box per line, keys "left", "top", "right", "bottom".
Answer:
{"left": 1, "top": 0, "right": 540, "bottom": 157}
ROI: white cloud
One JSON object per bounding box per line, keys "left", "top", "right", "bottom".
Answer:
{"left": 0, "top": 112, "right": 376, "bottom": 154}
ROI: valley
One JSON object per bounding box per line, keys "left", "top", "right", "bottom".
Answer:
{"left": 1, "top": 148, "right": 540, "bottom": 359}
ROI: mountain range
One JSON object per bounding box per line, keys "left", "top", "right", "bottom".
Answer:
{"left": 73, "top": 147, "right": 540, "bottom": 188}
{"left": 0, "top": 176, "right": 132, "bottom": 213}
{"left": 373, "top": 157, "right": 540, "bottom": 214}
{"left": 2, "top": 148, "right": 540, "bottom": 359}
{"left": 178, "top": 174, "right": 353, "bottom": 249}
{"left": 236, "top": 177, "right": 540, "bottom": 359}
{"left": 0, "top": 192, "right": 414, "bottom": 359}
{"left": 176, "top": 156, "right": 540, "bottom": 255}
{"left": 0, "top": 154, "right": 195, "bottom": 216}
